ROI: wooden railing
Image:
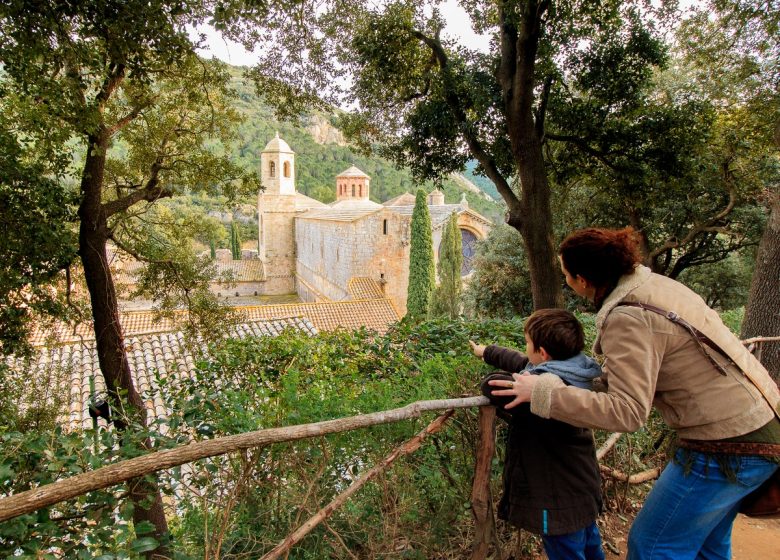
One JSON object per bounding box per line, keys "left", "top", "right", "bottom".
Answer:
{"left": 0, "top": 395, "right": 652, "bottom": 559}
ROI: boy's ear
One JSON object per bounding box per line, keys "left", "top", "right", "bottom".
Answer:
{"left": 538, "top": 346, "right": 552, "bottom": 362}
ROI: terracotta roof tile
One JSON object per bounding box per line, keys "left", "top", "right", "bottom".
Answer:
{"left": 347, "top": 277, "right": 386, "bottom": 300}
{"left": 8, "top": 318, "right": 317, "bottom": 431}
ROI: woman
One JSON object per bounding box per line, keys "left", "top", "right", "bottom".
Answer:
{"left": 489, "top": 227, "right": 779, "bottom": 559}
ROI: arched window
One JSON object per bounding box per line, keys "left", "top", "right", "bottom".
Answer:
{"left": 359, "top": 184, "right": 363, "bottom": 197}
{"left": 352, "top": 184, "right": 356, "bottom": 196}
{"left": 269, "top": 161, "right": 276, "bottom": 176}
{"left": 383, "top": 219, "right": 388, "bottom": 235}
{"left": 283, "top": 161, "right": 291, "bottom": 178}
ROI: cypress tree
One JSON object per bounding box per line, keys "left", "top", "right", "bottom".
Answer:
{"left": 406, "top": 189, "right": 435, "bottom": 321}
{"left": 230, "top": 221, "right": 242, "bottom": 260}
{"left": 431, "top": 212, "right": 463, "bottom": 319}
{"left": 209, "top": 238, "right": 217, "bottom": 260}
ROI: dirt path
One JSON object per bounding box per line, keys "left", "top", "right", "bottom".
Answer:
{"left": 596, "top": 513, "right": 780, "bottom": 559}
{"left": 731, "top": 514, "right": 780, "bottom": 559}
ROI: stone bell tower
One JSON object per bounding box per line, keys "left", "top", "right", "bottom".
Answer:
{"left": 258, "top": 133, "right": 296, "bottom": 290}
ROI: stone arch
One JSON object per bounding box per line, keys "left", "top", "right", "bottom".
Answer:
{"left": 269, "top": 161, "right": 276, "bottom": 177}
{"left": 283, "top": 161, "right": 291, "bottom": 178}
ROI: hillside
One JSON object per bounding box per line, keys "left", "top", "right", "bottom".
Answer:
{"left": 223, "top": 67, "right": 504, "bottom": 224}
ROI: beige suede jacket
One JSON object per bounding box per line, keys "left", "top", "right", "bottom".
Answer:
{"left": 530, "top": 265, "right": 779, "bottom": 440}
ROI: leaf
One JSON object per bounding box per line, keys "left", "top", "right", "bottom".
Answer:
{"left": 134, "top": 520, "right": 156, "bottom": 535}
{"left": 131, "top": 536, "right": 160, "bottom": 553}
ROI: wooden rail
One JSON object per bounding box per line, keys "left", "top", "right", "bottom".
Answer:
{"left": 0, "top": 397, "right": 488, "bottom": 523}
{"left": 0, "top": 396, "right": 663, "bottom": 560}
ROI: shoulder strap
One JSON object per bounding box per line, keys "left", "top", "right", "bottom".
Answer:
{"left": 617, "top": 301, "right": 733, "bottom": 376}
{"left": 617, "top": 302, "right": 780, "bottom": 419}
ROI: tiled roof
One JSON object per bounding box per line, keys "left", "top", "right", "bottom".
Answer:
{"left": 294, "top": 192, "right": 328, "bottom": 210}
{"left": 29, "top": 287, "right": 400, "bottom": 346}
{"left": 9, "top": 317, "right": 317, "bottom": 431}
{"left": 237, "top": 298, "right": 399, "bottom": 334}
{"left": 299, "top": 200, "right": 383, "bottom": 222}
{"left": 213, "top": 260, "right": 266, "bottom": 282}
{"left": 336, "top": 166, "right": 370, "bottom": 178}
{"left": 382, "top": 192, "right": 416, "bottom": 206}
{"left": 348, "top": 277, "right": 386, "bottom": 300}
{"left": 386, "top": 203, "right": 462, "bottom": 228}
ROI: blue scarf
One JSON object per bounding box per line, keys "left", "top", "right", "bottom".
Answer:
{"left": 524, "top": 352, "right": 602, "bottom": 389}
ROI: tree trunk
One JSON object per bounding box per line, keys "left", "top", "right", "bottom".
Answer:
{"left": 741, "top": 189, "right": 780, "bottom": 383}
{"left": 502, "top": 0, "right": 563, "bottom": 310}
{"left": 78, "top": 132, "right": 171, "bottom": 558}
{"left": 513, "top": 143, "right": 563, "bottom": 310}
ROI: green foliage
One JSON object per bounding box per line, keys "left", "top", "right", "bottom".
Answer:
{"left": 156, "top": 319, "right": 525, "bottom": 558}
{"left": 462, "top": 225, "right": 534, "bottom": 319}
{"left": 0, "top": 127, "right": 79, "bottom": 356}
{"left": 230, "top": 220, "right": 243, "bottom": 259}
{"left": 431, "top": 213, "right": 463, "bottom": 319}
{"left": 1, "top": 314, "right": 657, "bottom": 558}
{"left": 0, "top": 412, "right": 179, "bottom": 557}
{"left": 720, "top": 307, "right": 745, "bottom": 335}
{"left": 406, "top": 190, "right": 435, "bottom": 321}
{"left": 678, "top": 251, "right": 754, "bottom": 310}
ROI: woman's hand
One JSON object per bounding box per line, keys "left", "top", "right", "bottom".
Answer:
{"left": 487, "top": 371, "right": 537, "bottom": 409}
{"left": 469, "top": 340, "right": 486, "bottom": 358}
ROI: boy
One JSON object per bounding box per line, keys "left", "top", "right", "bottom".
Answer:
{"left": 470, "top": 308, "right": 604, "bottom": 560}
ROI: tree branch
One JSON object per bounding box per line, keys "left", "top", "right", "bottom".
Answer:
{"left": 648, "top": 186, "right": 738, "bottom": 263}
{"left": 545, "top": 132, "right": 621, "bottom": 171}
{"left": 536, "top": 75, "right": 554, "bottom": 138}
{"left": 95, "top": 62, "right": 125, "bottom": 109}
{"left": 260, "top": 411, "right": 455, "bottom": 560}
{"left": 410, "top": 28, "right": 520, "bottom": 212}
{"left": 102, "top": 160, "right": 171, "bottom": 217}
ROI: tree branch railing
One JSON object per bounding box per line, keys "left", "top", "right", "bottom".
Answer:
{"left": 0, "top": 396, "right": 665, "bottom": 559}
{"left": 0, "top": 397, "right": 488, "bottom": 523}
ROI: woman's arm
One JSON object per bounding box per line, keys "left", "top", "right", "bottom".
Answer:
{"left": 490, "top": 310, "right": 659, "bottom": 432}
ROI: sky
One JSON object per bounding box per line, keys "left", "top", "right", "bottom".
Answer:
{"left": 194, "top": 0, "right": 491, "bottom": 67}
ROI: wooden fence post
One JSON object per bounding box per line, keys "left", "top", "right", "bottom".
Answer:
{"left": 470, "top": 405, "right": 500, "bottom": 560}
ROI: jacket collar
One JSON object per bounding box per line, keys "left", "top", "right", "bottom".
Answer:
{"left": 595, "top": 265, "right": 653, "bottom": 331}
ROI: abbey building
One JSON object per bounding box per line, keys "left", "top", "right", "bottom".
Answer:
{"left": 257, "top": 133, "right": 492, "bottom": 315}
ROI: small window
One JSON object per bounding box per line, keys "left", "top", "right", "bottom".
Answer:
{"left": 383, "top": 219, "right": 388, "bottom": 235}
{"left": 283, "top": 161, "right": 291, "bottom": 178}
{"left": 359, "top": 184, "right": 363, "bottom": 197}
{"left": 352, "top": 184, "right": 356, "bottom": 196}
{"left": 269, "top": 161, "right": 276, "bottom": 176}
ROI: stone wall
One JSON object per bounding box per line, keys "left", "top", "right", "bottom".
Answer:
{"left": 258, "top": 193, "right": 297, "bottom": 287}
{"left": 295, "top": 219, "right": 354, "bottom": 301}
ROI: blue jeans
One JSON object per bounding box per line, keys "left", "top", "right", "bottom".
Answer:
{"left": 628, "top": 449, "right": 779, "bottom": 559}
{"left": 542, "top": 521, "right": 605, "bottom": 560}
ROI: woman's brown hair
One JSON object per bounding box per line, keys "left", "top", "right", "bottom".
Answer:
{"left": 559, "top": 227, "right": 643, "bottom": 305}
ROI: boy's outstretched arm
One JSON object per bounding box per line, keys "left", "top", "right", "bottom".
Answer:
{"left": 469, "top": 340, "right": 486, "bottom": 358}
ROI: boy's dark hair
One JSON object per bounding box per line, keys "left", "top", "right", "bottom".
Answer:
{"left": 524, "top": 309, "right": 584, "bottom": 360}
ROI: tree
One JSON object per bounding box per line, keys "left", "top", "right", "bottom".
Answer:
{"left": 0, "top": 1, "right": 255, "bottom": 553}
{"left": 0, "top": 127, "right": 79, "bottom": 356}
{"left": 230, "top": 220, "right": 243, "bottom": 260}
{"left": 279, "top": 0, "right": 678, "bottom": 310}
{"left": 462, "top": 224, "right": 534, "bottom": 319}
{"left": 406, "top": 189, "right": 435, "bottom": 320}
{"left": 675, "top": 0, "right": 780, "bottom": 378}
{"left": 743, "top": 191, "right": 780, "bottom": 380}
{"left": 431, "top": 212, "right": 462, "bottom": 319}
